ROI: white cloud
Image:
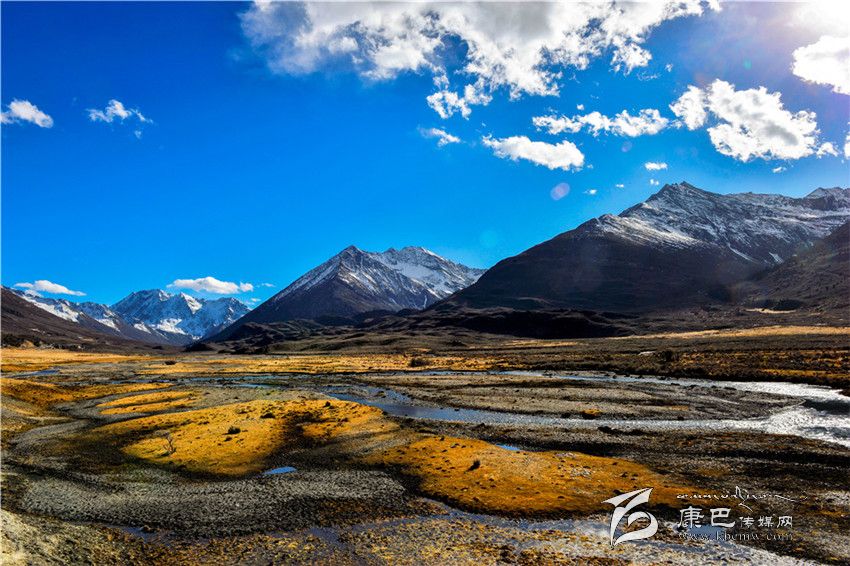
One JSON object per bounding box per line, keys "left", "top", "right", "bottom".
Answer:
{"left": 533, "top": 108, "right": 669, "bottom": 137}
{"left": 644, "top": 161, "right": 668, "bottom": 170}
{"left": 426, "top": 82, "right": 492, "bottom": 119}
{"left": 669, "top": 85, "right": 707, "bottom": 130}
{"left": 482, "top": 135, "right": 584, "bottom": 171}
{"left": 87, "top": 99, "right": 150, "bottom": 124}
{"left": 241, "top": 2, "right": 717, "bottom": 117}
{"left": 816, "top": 142, "right": 838, "bottom": 157}
{"left": 649, "top": 178, "right": 660, "bottom": 186}
{"left": 419, "top": 127, "right": 461, "bottom": 147}
{"left": 259, "top": 282, "right": 275, "bottom": 288}
{"left": 585, "top": 188, "right": 598, "bottom": 195}
{"left": 670, "top": 80, "right": 821, "bottom": 162}
{"left": 772, "top": 166, "right": 786, "bottom": 173}
{"left": 576, "top": 104, "right": 585, "bottom": 111}
{"left": 14, "top": 280, "right": 85, "bottom": 296}
{"left": 615, "top": 183, "right": 625, "bottom": 188}
{"left": 1, "top": 100, "right": 53, "bottom": 128}
{"left": 791, "top": 35, "right": 850, "bottom": 95}
{"left": 845, "top": 130, "right": 850, "bottom": 159}
{"left": 168, "top": 277, "right": 254, "bottom": 294}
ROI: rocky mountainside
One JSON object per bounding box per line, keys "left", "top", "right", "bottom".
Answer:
{"left": 8, "top": 290, "right": 157, "bottom": 343}
{"left": 213, "top": 246, "right": 484, "bottom": 337}
{"left": 1, "top": 288, "right": 163, "bottom": 350}
{"left": 732, "top": 220, "right": 850, "bottom": 314}
{"left": 111, "top": 290, "right": 250, "bottom": 344}
{"left": 449, "top": 183, "right": 849, "bottom": 312}
{"left": 9, "top": 288, "right": 250, "bottom": 346}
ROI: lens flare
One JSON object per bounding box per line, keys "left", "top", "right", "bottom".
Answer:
{"left": 550, "top": 182, "right": 570, "bottom": 200}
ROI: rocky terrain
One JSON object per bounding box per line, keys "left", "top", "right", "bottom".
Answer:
{"left": 9, "top": 288, "right": 250, "bottom": 346}
{"left": 1, "top": 349, "right": 848, "bottom": 564}
{"left": 0, "top": 288, "right": 167, "bottom": 351}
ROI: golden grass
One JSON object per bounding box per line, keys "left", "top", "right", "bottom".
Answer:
{"left": 98, "top": 390, "right": 194, "bottom": 408}
{"left": 93, "top": 399, "right": 384, "bottom": 477}
{"left": 92, "top": 395, "right": 691, "bottom": 515}
{"left": 616, "top": 325, "right": 850, "bottom": 341}
{"left": 362, "top": 436, "right": 685, "bottom": 515}
{"left": 98, "top": 390, "right": 200, "bottom": 415}
{"left": 0, "top": 378, "right": 171, "bottom": 408}
{"left": 137, "top": 353, "right": 506, "bottom": 376}
{"left": 1, "top": 348, "right": 160, "bottom": 373}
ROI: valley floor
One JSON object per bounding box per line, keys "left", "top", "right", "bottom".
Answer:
{"left": 1, "top": 330, "right": 848, "bottom": 565}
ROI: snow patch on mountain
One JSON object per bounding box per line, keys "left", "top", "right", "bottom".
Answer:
{"left": 112, "top": 290, "right": 250, "bottom": 342}
{"left": 606, "top": 182, "right": 849, "bottom": 264}
{"left": 14, "top": 293, "right": 82, "bottom": 323}
{"left": 273, "top": 245, "right": 484, "bottom": 311}
{"left": 11, "top": 288, "right": 251, "bottom": 345}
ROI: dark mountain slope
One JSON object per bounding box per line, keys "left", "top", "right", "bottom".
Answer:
{"left": 212, "top": 246, "right": 483, "bottom": 341}
{"left": 1, "top": 288, "right": 163, "bottom": 351}
{"left": 734, "top": 221, "right": 850, "bottom": 314}
{"left": 449, "top": 183, "right": 849, "bottom": 312}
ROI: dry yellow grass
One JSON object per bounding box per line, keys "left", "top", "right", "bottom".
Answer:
{"left": 98, "top": 390, "right": 194, "bottom": 408}
{"left": 1, "top": 378, "right": 172, "bottom": 408}
{"left": 94, "top": 398, "right": 384, "bottom": 476}
{"left": 363, "top": 436, "right": 686, "bottom": 515}
{"left": 1, "top": 348, "right": 161, "bottom": 373}
{"left": 137, "top": 353, "right": 506, "bottom": 376}
{"left": 93, "top": 395, "right": 690, "bottom": 515}
{"left": 615, "top": 325, "right": 850, "bottom": 341}
{"left": 97, "top": 390, "right": 200, "bottom": 415}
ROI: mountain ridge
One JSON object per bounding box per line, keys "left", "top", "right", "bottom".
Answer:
{"left": 10, "top": 288, "right": 251, "bottom": 346}
{"left": 446, "top": 182, "right": 849, "bottom": 312}
{"left": 212, "top": 245, "right": 485, "bottom": 339}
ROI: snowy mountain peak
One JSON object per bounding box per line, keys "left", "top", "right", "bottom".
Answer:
{"left": 247, "top": 245, "right": 484, "bottom": 324}
{"left": 109, "top": 289, "right": 250, "bottom": 344}
{"left": 12, "top": 288, "right": 250, "bottom": 346}
{"left": 604, "top": 182, "right": 849, "bottom": 263}
{"left": 654, "top": 181, "right": 705, "bottom": 195}
{"left": 178, "top": 292, "right": 203, "bottom": 314}
{"left": 807, "top": 187, "right": 846, "bottom": 199}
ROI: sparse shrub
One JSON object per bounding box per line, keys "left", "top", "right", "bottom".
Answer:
{"left": 409, "top": 356, "right": 429, "bottom": 368}
{"left": 659, "top": 350, "right": 679, "bottom": 363}
{"left": 154, "top": 430, "right": 175, "bottom": 455}
{"left": 226, "top": 426, "right": 241, "bottom": 435}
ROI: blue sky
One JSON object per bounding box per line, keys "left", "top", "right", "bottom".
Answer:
{"left": 2, "top": 1, "right": 848, "bottom": 306}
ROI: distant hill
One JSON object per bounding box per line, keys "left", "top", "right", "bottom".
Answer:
{"left": 1, "top": 287, "right": 164, "bottom": 351}
{"left": 9, "top": 288, "right": 250, "bottom": 346}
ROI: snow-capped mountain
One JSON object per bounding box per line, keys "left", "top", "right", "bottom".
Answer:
{"left": 11, "top": 288, "right": 250, "bottom": 345}
{"left": 10, "top": 291, "right": 86, "bottom": 324}
{"left": 601, "top": 183, "right": 850, "bottom": 262}
{"left": 216, "top": 246, "right": 484, "bottom": 333}
{"left": 452, "top": 183, "right": 850, "bottom": 312}
{"left": 9, "top": 290, "right": 160, "bottom": 343}
{"left": 111, "top": 290, "right": 250, "bottom": 344}
{"left": 2, "top": 288, "right": 158, "bottom": 349}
